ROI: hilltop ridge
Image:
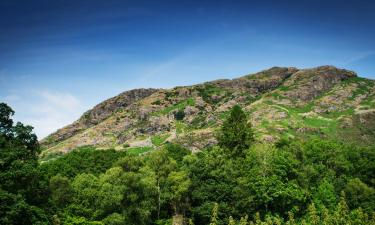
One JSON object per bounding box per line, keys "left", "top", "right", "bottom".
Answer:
{"left": 41, "top": 66, "right": 375, "bottom": 158}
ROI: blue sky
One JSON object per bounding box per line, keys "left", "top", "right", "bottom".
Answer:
{"left": 1, "top": 0, "right": 375, "bottom": 138}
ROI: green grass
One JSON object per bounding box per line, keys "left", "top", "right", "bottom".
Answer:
{"left": 341, "top": 77, "right": 374, "bottom": 100}
{"left": 323, "top": 108, "right": 355, "bottom": 118}
{"left": 189, "top": 115, "right": 207, "bottom": 129}
{"left": 289, "top": 103, "right": 314, "bottom": 114}
{"left": 152, "top": 98, "right": 195, "bottom": 116}
{"left": 175, "top": 121, "right": 187, "bottom": 134}
{"left": 259, "top": 100, "right": 343, "bottom": 140}
{"left": 303, "top": 117, "right": 328, "bottom": 127}
{"left": 151, "top": 134, "right": 170, "bottom": 146}
{"left": 260, "top": 119, "right": 270, "bottom": 127}
{"left": 219, "top": 111, "right": 231, "bottom": 120}
{"left": 360, "top": 97, "right": 375, "bottom": 108}
{"left": 126, "top": 146, "right": 154, "bottom": 155}
{"left": 278, "top": 85, "right": 290, "bottom": 91}
{"left": 349, "top": 85, "right": 371, "bottom": 100}
{"left": 195, "top": 84, "right": 227, "bottom": 104}
{"left": 246, "top": 70, "right": 273, "bottom": 80}
{"left": 271, "top": 92, "right": 288, "bottom": 99}
{"left": 342, "top": 77, "right": 374, "bottom": 86}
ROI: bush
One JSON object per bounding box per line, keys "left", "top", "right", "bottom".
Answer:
{"left": 174, "top": 110, "right": 185, "bottom": 121}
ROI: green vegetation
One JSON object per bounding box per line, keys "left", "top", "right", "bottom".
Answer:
{"left": 189, "top": 114, "right": 207, "bottom": 129}
{"left": 1, "top": 103, "right": 375, "bottom": 224}
{"left": 217, "top": 105, "right": 254, "bottom": 157}
{"left": 361, "top": 97, "right": 375, "bottom": 108}
{"left": 126, "top": 146, "right": 154, "bottom": 155}
{"left": 0, "top": 103, "right": 48, "bottom": 224}
{"left": 195, "top": 84, "right": 228, "bottom": 104}
{"left": 152, "top": 98, "right": 195, "bottom": 116}
{"left": 278, "top": 85, "right": 290, "bottom": 91}
{"left": 175, "top": 121, "right": 187, "bottom": 134}
{"left": 151, "top": 134, "right": 170, "bottom": 146}
{"left": 152, "top": 100, "right": 162, "bottom": 105}
{"left": 174, "top": 110, "right": 186, "bottom": 121}
{"left": 40, "top": 151, "right": 64, "bottom": 162}
{"left": 39, "top": 146, "right": 128, "bottom": 179}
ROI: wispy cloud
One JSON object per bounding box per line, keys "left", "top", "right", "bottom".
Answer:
{"left": 340, "top": 51, "right": 375, "bottom": 66}
{"left": 3, "top": 90, "right": 85, "bottom": 139}
{"left": 37, "top": 91, "right": 81, "bottom": 111}
{"left": 139, "top": 57, "right": 182, "bottom": 83}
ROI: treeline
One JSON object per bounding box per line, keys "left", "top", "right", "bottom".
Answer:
{"left": 0, "top": 103, "right": 374, "bottom": 225}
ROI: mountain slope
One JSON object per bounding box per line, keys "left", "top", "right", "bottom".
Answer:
{"left": 40, "top": 66, "right": 375, "bottom": 158}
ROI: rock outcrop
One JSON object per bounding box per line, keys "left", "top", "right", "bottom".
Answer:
{"left": 41, "top": 88, "right": 159, "bottom": 148}
{"left": 41, "top": 66, "right": 375, "bottom": 156}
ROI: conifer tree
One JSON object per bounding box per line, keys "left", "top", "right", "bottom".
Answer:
{"left": 217, "top": 105, "right": 254, "bottom": 157}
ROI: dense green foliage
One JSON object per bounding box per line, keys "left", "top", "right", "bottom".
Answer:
{"left": 1, "top": 103, "right": 374, "bottom": 224}
{"left": 39, "top": 146, "right": 128, "bottom": 179}
{"left": 217, "top": 105, "right": 254, "bottom": 157}
{"left": 0, "top": 103, "right": 48, "bottom": 224}
{"left": 174, "top": 110, "right": 186, "bottom": 121}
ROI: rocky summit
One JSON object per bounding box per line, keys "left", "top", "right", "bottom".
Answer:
{"left": 40, "top": 66, "right": 375, "bottom": 158}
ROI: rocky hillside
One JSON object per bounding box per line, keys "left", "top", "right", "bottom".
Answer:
{"left": 41, "top": 66, "right": 375, "bottom": 158}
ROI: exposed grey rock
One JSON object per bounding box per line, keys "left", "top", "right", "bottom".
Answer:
{"left": 41, "top": 88, "right": 159, "bottom": 147}
{"left": 283, "top": 66, "right": 357, "bottom": 101}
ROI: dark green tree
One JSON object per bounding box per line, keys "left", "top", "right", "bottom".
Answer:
{"left": 344, "top": 178, "right": 375, "bottom": 212}
{"left": 0, "top": 103, "right": 14, "bottom": 135}
{"left": 0, "top": 103, "right": 47, "bottom": 224}
{"left": 49, "top": 175, "right": 73, "bottom": 209}
{"left": 174, "top": 110, "right": 185, "bottom": 121}
{"left": 217, "top": 105, "right": 254, "bottom": 157}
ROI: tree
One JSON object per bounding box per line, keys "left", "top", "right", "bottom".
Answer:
{"left": 174, "top": 110, "right": 185, "bottom": 121}
{"left": 217, "top": 105, "right": 254, "bottom": 157}
{"left": 70, "top": 173, "right": 101, "bottom": 219}
{"left": 0, "top": 102, "right": 14, "bottom": 135}
{"left": 121, "top": 166, "right": 157, "bottom": 225}
{"left": 190, "top": 146, "right": 239, "bottom": 224}
{"left": 344, "top": 178, "right": 375, "bottom": 212}
{"left": 50, "top": 175, "right": 73, "bottom": 208}
{"left": 97, "top": 167, "right": 125, "bottom": 218}
{"left": 147, "top": 150, "right": 177, "bottom": 219}
{"left": 312, "top": 179, "right": 337, "bottom": 211}
{"left": 0, "top": 103, "right": 47, "bottom": 224}
{"left": 164, "top": 143, "right": 191, "bottom": 164}
{"left": 234, "top": 144, "right": 305, "bottom": 216}
{"left": 101, "top": 213, "right": 124, "bottom": 225}
{"left": 166, "top": 170, "right": 191, "bottom": 215}
{"left": 66, "top": 168, "right": 126, "bottom": 222}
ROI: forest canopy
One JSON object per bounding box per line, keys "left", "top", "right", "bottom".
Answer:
{"left": 0, "top": 103, "right": 374, "bottom": 225}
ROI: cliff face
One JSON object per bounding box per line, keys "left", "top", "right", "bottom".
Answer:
{"left": 41, "top": 66, "right": 375, "bottom": 157}
{"left": 41, "top": 88, "right": 159, "bottom": 149}
{"left": 282, "top": 66, "right": 357, "bottom": 101}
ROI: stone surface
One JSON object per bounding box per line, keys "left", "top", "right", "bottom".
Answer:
{"left": 40, "top": 66, "right": 375, "bottom": 156}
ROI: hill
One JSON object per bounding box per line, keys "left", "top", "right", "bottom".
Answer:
{"left": 40, "top": 66, "right": 375, "bottom": 158}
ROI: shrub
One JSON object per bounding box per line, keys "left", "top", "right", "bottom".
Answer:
{"left": 174, "top": 110, "right": 185, "bottom": 121}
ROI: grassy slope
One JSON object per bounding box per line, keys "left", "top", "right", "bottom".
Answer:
{"left": 41, "top": 68, "right": 375, "bottom": 159}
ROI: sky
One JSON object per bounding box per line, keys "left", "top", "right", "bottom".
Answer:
{"left": 1, "top": 0, "right": 375, "bottom": 139}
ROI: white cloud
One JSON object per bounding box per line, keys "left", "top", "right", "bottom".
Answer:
{"left": 7, "top": 90, "right": 85, "bottom": 140}
{"left": 37, "top": 91, "right": 81, "bottom": 111}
